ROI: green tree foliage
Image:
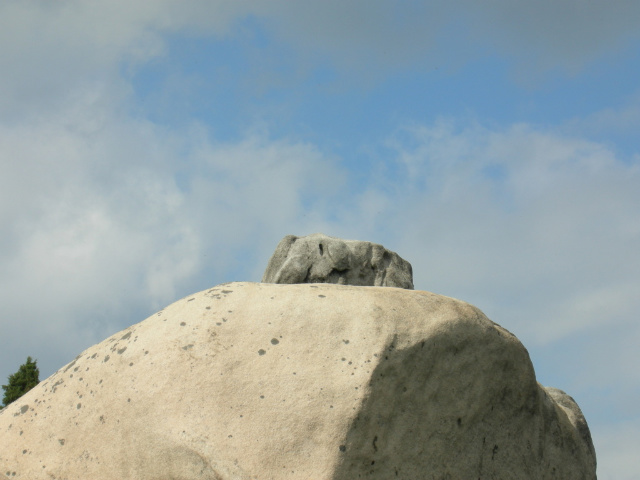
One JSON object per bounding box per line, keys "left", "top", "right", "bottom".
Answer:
{"left": 2, "top": 356, "right": 40, "bottom": 407}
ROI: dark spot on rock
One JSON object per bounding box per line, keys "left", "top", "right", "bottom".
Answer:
{"left": 120, "top": 332, "right": 132, "bottom": 340}
{"left": 270, "top": 338, "right": 279, "bottom": 345}
{"left": 129, "top": 362, "right": 133, "bottom": 366}
{"left": 76, "top": 403, "right": 81, "bottom": 409}
{"left": 180, "top": 322, "right": 186, "bottom": 326}
{"left": 339, "top": 445, "right": 346, "bottom": 452}
{"left": 492, "top": 444, "right": 499, "bottom": 459}
{"left": 182, "top": 344, "right": 194, "bottom": 351}
{"left": 258, "top": 349, "right": 266, "bottom": 356}
{"left": 58, "top": 439, "right": 65, "bottom": 446}
{"left": 20, "top": 405, "right": 28, "bottom": 414}
{"left": 22, "top": 450, "right": 26, "bottom": 454}
{"left": 206, "top": 306, "right": 211, "bottom": 310}
{"left": 318, "top": 295, "right": 326, "bottom": 298}
{"left": 103, "top": 355, "right": 110, "bottom": 363}
{"left": 188, "top": 298, "right": 195, "bottom": 302}
{"left": 63, "top": 360, "right": 76, "bottom": 373}
{"left": 343, "top": 339, "right": 350, "bottom": 344}
{"left": 91, "top": 353, "right": 97, "bottom": 359}
{"left": 221, "top": 290, "right": 233, "bottom": 294}
{"left": 117, "top": 347, "right": 127, "bottom": 354}
{"left": 457, "top": 417, "right": 462, "bottom": 426}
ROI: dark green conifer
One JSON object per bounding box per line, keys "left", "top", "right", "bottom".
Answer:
{"left": 2, "top": 356, "right": 40, "bottom": 407}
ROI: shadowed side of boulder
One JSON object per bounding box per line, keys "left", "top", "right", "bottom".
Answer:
{"left": 332, "top": 321, "right": 596, "bottom": 479}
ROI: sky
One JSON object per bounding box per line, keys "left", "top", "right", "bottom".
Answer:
{"left": 0, "top": 1, "right": 639, "bottom": 477}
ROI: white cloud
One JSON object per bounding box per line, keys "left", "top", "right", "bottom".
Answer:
{"left": 0, "top": 0, "right": 354, "bottom": 384}
{"left": 564, "top": 91, "right": 640, "bottom": 157}
{"left": 362, "top": 120, "right": 640, "bottom": 347}
{"left": 0, "top": 86, "right": 345, "bottom": 382}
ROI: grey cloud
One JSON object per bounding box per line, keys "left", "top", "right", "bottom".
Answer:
{"left": 0, "top": 0, "right": 252, "bottom": 120}
{"left": 254, "top": 0, "right": 640, "bottom": 80}
{"left": 469, "top": 0, "right": 640, "bottom": 74}
{"left": 4, "top": 0, "right": 638, "bottom": 119}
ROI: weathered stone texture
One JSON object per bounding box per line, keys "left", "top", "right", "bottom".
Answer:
{"left": 262, "top": 233, "right": 414, "bottom": 289}
{"left": 0, "top": 283, "right": 596, "bottom": 479}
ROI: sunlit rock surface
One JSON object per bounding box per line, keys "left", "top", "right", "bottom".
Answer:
{"left": 0, "top": 282, "right": 596, "bottom": 479}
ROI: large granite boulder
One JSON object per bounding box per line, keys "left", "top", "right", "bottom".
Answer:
{"left": 262, "top": 233, "right": 414, "bottom": 289}
{"left": 0, "top": 283, "right": 596, "bottom": 479}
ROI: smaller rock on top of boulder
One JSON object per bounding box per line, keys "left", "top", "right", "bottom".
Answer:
{"left": 262, "top": 233, "right": 414, "bottom": 289}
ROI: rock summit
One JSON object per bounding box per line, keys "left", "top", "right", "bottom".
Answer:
{"left": 262, "top": 233, "right": 414, "bottom": 289}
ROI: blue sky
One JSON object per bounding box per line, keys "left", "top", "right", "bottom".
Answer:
{"left": 1, "top": 2, "right": 639, "bottom": 477}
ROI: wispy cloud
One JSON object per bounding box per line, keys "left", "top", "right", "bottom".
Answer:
{"left": 0, "top": 90, "right": 344, "bottom": 380}
{"left": 358, "top": 120, "right": 640, "bottom": 347}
